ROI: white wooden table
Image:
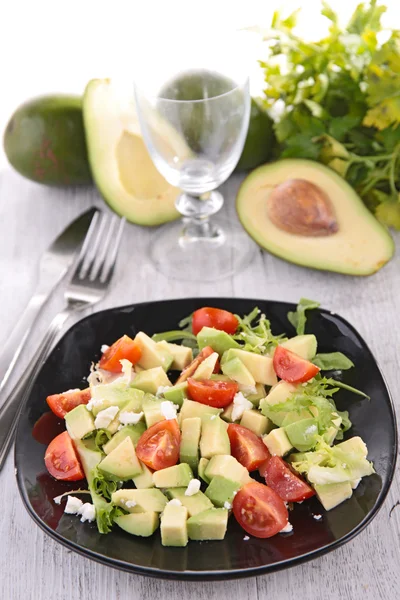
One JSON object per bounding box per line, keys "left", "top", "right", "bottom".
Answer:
{"left": 0, "top": 168, "right": 399, "bottom": 600}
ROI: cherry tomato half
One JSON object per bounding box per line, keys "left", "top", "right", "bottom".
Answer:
{"left": 187, "top": 378, "right": 238, "bottom": 408}
{"left": 136, "top": 420, "right": 180, "bottom": 471}
{"left": 273, "top": 346, "right": 320, "bottom": 383}
{"left": 46, "top": 388, "right": 91, "bottom": 419}
{"left": 265, "top": 456, "right": 315, "bottom": 502}
{"left": 99, "top": 335, "right": 142, "bottom": 372}
{"left": 44, "top": 431, "right": 84, "bottom": 481}
{"left": 176, "top": 346, "right": 220, "bottom": 383}
{"left": 233, "top": 481, "right": 288, "bottom": 538}
{"left": 227, "top": 424, "right": 271, "bottom": 471}
{"left": 192, "top": 307, "right": 239, "bottom": 336}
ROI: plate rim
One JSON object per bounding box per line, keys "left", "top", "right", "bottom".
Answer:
{"left": 15, "top": 297, "right": 399, "bottom": 580}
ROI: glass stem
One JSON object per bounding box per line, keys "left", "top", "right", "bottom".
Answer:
{"left": 175, "top": 191, "right": 224, "bottom": 242}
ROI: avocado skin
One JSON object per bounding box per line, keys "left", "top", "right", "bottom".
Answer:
{"left": 3, "top": 95, "right": 92, "bottom": 186}
{"left": 236, "top": 99, "right": 275, "bottom": 171}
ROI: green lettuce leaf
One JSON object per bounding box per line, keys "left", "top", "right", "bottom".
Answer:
{"left": 234, "top": 308, "right": 286, "bottom": 354}
{"left": 287, "top": 298, "right": 320, "bottom": 335}
{"left": 313, "top": 352, "right": 354, "bottom": 370}
{"left": 94, "top": 429, "right": 112, "bottom": 451}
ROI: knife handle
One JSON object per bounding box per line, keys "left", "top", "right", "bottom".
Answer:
{"left": 0, "top": 292, "right": 49, "bottom": 398}
{"left": 0, "top": 308, "right": 71, "bottom": 471}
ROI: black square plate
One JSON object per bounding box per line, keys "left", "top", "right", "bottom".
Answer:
{"left": 15, "top": 298, "right": 397, "bottom": 580}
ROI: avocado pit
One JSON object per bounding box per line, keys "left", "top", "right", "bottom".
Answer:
{"left": 267, "top": 178, "right": 338, "bottom": 237}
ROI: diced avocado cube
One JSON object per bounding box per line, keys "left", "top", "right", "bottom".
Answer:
{"left": 132, "top": 367, "right": 172, "bottom": 395}
{"left": 180, "top": 399, "right": 221, "bottom": 421}
{"left": 263, "top": 428, "right": 293, "bottom": 457}
{"left": 198, "top": 457, "right": 210, "bottom": 483}
{"left": 221, "top": 358, "right": 255, "bottom": 387}
{"left": 336, "top": 436, "right": 368, "bottom": 458}
{"left": 160, "top": 503, "right": 188, "bottom": 547}
{"left": 98, "top": 436, "right": 142, "bottom": 480}
{"left": 200, "top": 416, "right": 230, "bottom": 459}
{"left": 65, "top": 405, "right": 95, "bottom": 440}
{"left": 156, "top": 341, "right": 193, "bottom": 370}
{"left": 112, "top": 488, "right": 168, "bottom": 512}
{"left": 240, "top": 410, "right": 272, "bottom": 436}
{"left": 135, "top": 331, "right": 173, "bottom": 371}
{"left": 244, "top": 383, "right": 266, "bottom": 407}
{"left": 180, "top": 417, "right": 201, "bottom": 472}
{"left": 142, "top": 394, "right": 165, "bottom": 428}
{"left": 210, "top": 374, "right": 231, "bottom": 382}
{"left": 285, "top": 418, "right": 319, "bottom": 452}
{"left": 280, "top": 409, "right": 317, "bottom": 428}
{"left": 221, "top": 402, "right": 237, "bottom": 423}
{"left": 187, "top": 508, "right": 228, "bottom": 540}
{"left": 205, "top": 454, "right": 251, "bottom": 485}
{"left": 133, "top": 460, "right": 155, "bottom": 489}
{"left": 197, "top": 327, "right": 240, "bottom": 355}
{"left": 314, "top": 481, "right": 353, "bottom": 511}
{"left": 90, "top": 385, "right": 144, "bottom": 416}
{"left": 103, "top": 423, "right": 146, "bottom": 454}
{"left": 163, "top": 382, "right": 188, "bottom": 407}
{"left": 279, "top": 334, "right": 317, "bottom": 360}
{"left": 205, "top": 475, "right": 240, "bottom": 507}
{"left": 114, "top": 511, "right": 159, "bottom": 537}
{"left": 323, "top": 413, "right": 342, "bottom": 446}
{"left": 222, "top": 349, "right": 277, "bottom": 386}
{"left": 192, "top": 352, "right": 219, "bottom": 380}
{"left": 259, "top": 381, "right": 299, "bottom": 426}
{"left": 166, "top": 488, "right": 213, "bottom": 516}
{"left": 153, "top": 463, "right": 194, "bottom": 488}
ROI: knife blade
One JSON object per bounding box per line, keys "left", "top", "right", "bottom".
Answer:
{"left": 0, "top": 207, "right": 99, "bottom": 397}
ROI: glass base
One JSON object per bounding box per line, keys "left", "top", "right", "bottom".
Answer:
{"left": 149, "top": 216, "right": 256, "bottom": 281}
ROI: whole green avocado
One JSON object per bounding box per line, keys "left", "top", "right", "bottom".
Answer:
{"left": 3, "top": 95, "right": 92, "bottom": 186}
{"left": 236, "top": 99, "right": 275, "bottom": 171}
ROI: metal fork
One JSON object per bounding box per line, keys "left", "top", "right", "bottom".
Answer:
{"left": 0, "top": 212, "right": 125, "bottom": 470}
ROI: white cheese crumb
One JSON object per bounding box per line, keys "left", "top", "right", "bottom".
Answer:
{"left": 156, "top": 385, "right": 172, "bottom": 397}
{"left": 64, "top": 496, "right": 83, "bottom": 514}
{"left": 185, "top": 479, "right": 201, "bottom": 496}
{"left": 78, "top": 503, "right": 96, "bottom": 523}
{"left": 313, "top": 514, "right": 322, "bottom": 521}
{"left": 160, "top": 401, "right": 179, "bottom": 420}
{"left": 53, "top": 495, "right": 63, "bottom": 505}
{"left": 223, "top": 501, "right": 232, "bottom": 510}
{"left": 117, "top": 359, "right": 133, "bottom": 384}
{"left": 87, "top": 367, "right": 104, "bottom": 386}
{"left": 63, "top": 388, "right": 80, "bottom": 394}
{"left": 125, "top": 500, "right": 137, "bottom": 508}
{"left": 86, "top": 397, "right": 105, "bottom": 412}
{"left": 243, "top": 535, "right": 250, "bottom": 541}
{"left": 210, "top": 414, "right": 217, "bottom": 420}
{"left": 167, "top": 499, "right": 182, "bottom": 507}
{"left": 280, "top": 521, "right": 293, "bottom": 534}
{"left": 119, "top": 411, "right": 144, "bottom": 426}
{"left": 101, "top": 344, "right": 110, "bottom": 353}
{"left": 94, "top": 406, "right": 119, "bottom": 429}
{"left": 231, "top": 392, "right": 253, "bottom": 422}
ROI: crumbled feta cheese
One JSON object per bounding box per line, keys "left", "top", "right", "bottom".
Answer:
{"left": 231, "top": 392, "right": 253, "bottom": 422}
{"left": 78, "top": 503, "right": 96, "bottom": 523}
{"left": 63, "top": 388, "right": 80, "bottom": 394}
{"left": 243, "top": 535, "right": 250, "bottom": 541}
{"left": 167, "top": 499, "right": 182, "bottom": 507}
{"left": 87, "top": 365, "right": 104, "bottom": 386}
{"left": 156, "top": 385, "right": 172, "bottom": 397}
{"left": 185, "top": 479, "right": 201, "bottom": 496}
{"left": 53, "top": 495, "right": 63, "bottom": 505}
{"left": 118, "top": 359, "right": 133, "bottom": 384}
{"left": 160, "top": 401, "right": 178, "bottom": 420}
{"left": 64, "top": 496, "right": 83, "bottom": 514}
{"left": 94, "top": 406, "right": 119, "bottom": 429}
{"left": 125, "top": 500, "right": 137, "bottom": 508}
{"left": 119, "top": 411, "right": 144, "bottom": 426}
{"left": 313, "top": 514, "right": 322, "bottom": 521}
{"left": 101, "top": 344, "right": 110, "bottom": 353}
{"left": 210, "top": 415, "right": 217, "bottom": 420}
{"left": 280, "top": 521, "right": 293, "bottom": 534}
{"left": 223, "top": 501, "right": 232, "bottom": 510}
{"left": 86, "top": 397, "right": 105, "bottom": 412}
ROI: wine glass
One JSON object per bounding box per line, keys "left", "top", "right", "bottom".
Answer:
{"left": 134, "top": 34, "right": 256, "bottom": 281}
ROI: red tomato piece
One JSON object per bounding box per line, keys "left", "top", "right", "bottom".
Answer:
{"left": 273, "top": 345, "right": 320, "bottom": 383}
{"left": 44, "top": 431, "right": 85, "bottom": 481}
{"left": 233, "top": 481, "right": 288, "bottom": 538}
{"left": 46, "top": 388, "right": 91, "bottom": 419}
{"left": 192, "top": 307, "right": 239, "bottom": 336}
{"left": 258, "top": 458, "right": 271, "bottom": 478}
{"left": 136, "top": 420, "right": 180, "bottom": 471}
{"left": 176, "top": 346, "right": 220, "bottom": 383}
{"left": 187, "top": 378, "right": 238, "bottom": 408}
{"left": 265, "top": 456, "right": 315, "bottom": 502}
{"left": 99, "top": 335, "right": 142, "bottom": 372}
{"left": 227, "top": 424, "right": 271, "bottom": 471}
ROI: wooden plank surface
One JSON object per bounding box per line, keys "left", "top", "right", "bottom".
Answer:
{"left": 0, "top": 168, "right": 399, "bottom": 600}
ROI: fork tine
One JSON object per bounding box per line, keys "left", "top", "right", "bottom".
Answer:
{"left": 73, "top": 209, "right": 101, "bottom": 277}
{"left": 80, "top": 213, "right": 109, "bottom": 280}
{"left": 100, "top": 217, "right": 126, "bottom": 283}
{"left": 89, "top": 215, "right": 118, "bottom": 282}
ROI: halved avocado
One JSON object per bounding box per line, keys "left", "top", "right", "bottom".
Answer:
{"left": 83, "top": 79, "right": 181, "bottom": 226}
{"left": 236, "top": 159, "right": 394, "bottom": 275}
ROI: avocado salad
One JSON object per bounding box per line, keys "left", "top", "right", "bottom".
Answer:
{"left": 44, "top": 299, "right": 374, "bottom": 545}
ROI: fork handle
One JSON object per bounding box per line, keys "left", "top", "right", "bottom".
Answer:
{"left": 0, "top": 308, "right": 71, "bottom": 471}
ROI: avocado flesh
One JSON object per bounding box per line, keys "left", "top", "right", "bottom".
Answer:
{"left": 4, "top": 95, "right": 91, "bottom": 186}
{"left": 83, "top": 79, "right": 182, "bottom": 226}
{"left": 236, "top": 159, "right": 394, "bottom": 275}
